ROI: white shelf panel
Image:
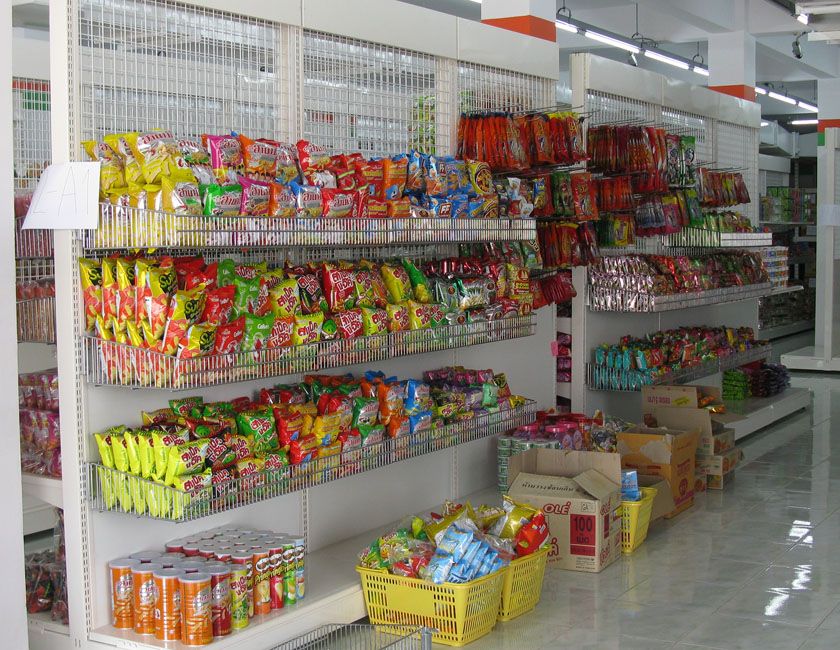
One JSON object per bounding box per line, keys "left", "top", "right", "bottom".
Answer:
{"left": 781, "top": 346, "right": 840, "bottom": 371}
{"left": 89, "top": 487, "right": 500, "bottom": 650}
{"left": 722, "top": 387, "right": 812, "bottom": 441}
{"left": 22, "top": 497, "right": 57, "bottom": 536}
{"left": 28, "top": 612, "right": 72, "bottom": 650}
{"left": 759, "top": 319, "right": 815, "bottom": 340}
{"left": 22, "top": 474, "right": 63, "bottom": 508}
{"left": 557, "top": 316, "right": 571, "bottom": 333}
{"left": 556, "top": 382, "right": 571, "bottom": 399}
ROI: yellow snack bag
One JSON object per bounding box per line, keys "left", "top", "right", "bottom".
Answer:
{"left": 83, "top": 140, "right": 125, "bottom": 194}
{"left": 104, "top": 133, "right": 143, "bottom": 186}
{"left": 125, "top": 131, "right": 177, "bottom": 185}
{"left": 161, "top": 172, "right": 202, "bottom": 215}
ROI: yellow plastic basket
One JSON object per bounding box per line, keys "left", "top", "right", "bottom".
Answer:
{"left": 356, "top": 566, "right": 506, "bottom": 647}
{"left": 498, "top": 545, "right": 550, "bottom": 621}
{"left": 621, "top": 486, "right": 658, "bottom": 553}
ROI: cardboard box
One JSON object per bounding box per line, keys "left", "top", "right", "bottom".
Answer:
{"left": 643, "top": 406, "right": 724, "bottom": 456}
{"left": 639, "top": 475, "right": 676, "bottom": 522}
{"left": 507, "top": 449, "right": 622, "bottom": 573}
{"left": 616, "top": 426, "right": 699, "bottom": 518}
{"left": 642, "top": 385, "right": 721, "bottom": 410}
{"left": 696, "top": 446, "right": 744, "bottom": 484}
{"left": 694, "top": 465, "right": 708, "bottom": 493}
{"left": 707, "top": 471, "right": 736, "bottom": 490}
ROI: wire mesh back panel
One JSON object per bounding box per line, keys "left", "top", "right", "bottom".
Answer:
{"left": 458, "top": 62, "right": 553, "bottom": 115}
{"left": 302, "top": 31, "right": 443, "bottom": 157}
{"left": 716, "top": 120, "right": 759, "bottom": 223}
{"left": 13, "top": 78, "right": 52, "bottom": 194}
{"left": 586, "top": 91, "right": 658, "bottom": 127}
{"left": 660, "top": 108, "right": 713, "bottom": 171}
{"left": 77, "top": 0, "right": 295, "bottom": 143}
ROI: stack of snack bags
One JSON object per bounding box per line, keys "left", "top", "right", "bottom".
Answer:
{"left": 24, "top": 511, "right": 68, "bottom": 625}
{"left": 93, "top": 368, "right": 526, "bottom": 520}
{"left": 19, "top": 369, "right": 61, "bottom": 477}
{"left": 358, "top": 497, "right": 548, "bottom": 584}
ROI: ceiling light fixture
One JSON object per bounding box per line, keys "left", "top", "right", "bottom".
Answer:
{"left": 761, "top": 121, "right": 770, "bottom": 127}
{"left": 768, "top": 90, "right": 798, "bottom": 105}
{"left": 755, "top": 86, "right": 768, "bottom": 95}
{"left": 556, "top": 19, "right": 579, "bottom": 34}
{"left": 797, "top": 13, "right": 809, "bottom": 24}
{"left": 693, "top": 65, "right": 710, "bottom": 76}
{"left": 644, "top": 49, "right": 690, "bottom": 69}
{"left": 798, "top": 100, "right": 818, "bottom": 112}
{"left": 584, "top": 28, "right": 641, "bottom": 53}
{"left": 790, "top": 119, "right": 818, "bottom": 125}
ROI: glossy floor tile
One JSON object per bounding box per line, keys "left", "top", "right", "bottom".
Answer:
{"left": 469, "top": 372, "right": 840, "bottom": 649}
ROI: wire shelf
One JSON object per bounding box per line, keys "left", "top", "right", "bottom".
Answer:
{"left": 271, "top": 624, "right": 432, "bottom": 650}
{"left": 586, "top": 344, "right": 772, "bottom": 392}
{"left": 83, "top": 315, "right": 536, "bottom": 390}
{"left": 86, "top": 400, "right": 536, "bottom": 522}
{"left": 79, "top": 204, "right": 537, "bottom": 251}
{"left": 587, "top": 283, "right": 773, "bottom": 313}
{"left": 663, "top": 228, "right": 772, "bottom": 248}
{"left": 17, "top": 298, "right": 56, "bottom": 344}
{"left": 15, "top": 216, "right": 54, "bottom": 259}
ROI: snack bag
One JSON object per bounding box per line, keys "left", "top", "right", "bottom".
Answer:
{"left": 177, "top": 323, "right": 216, "bottom": 360}
{"left": 239, "top": 135, "right": 279, "bottom": 181}
{"left": 355, "top": 159, "right": 384, "bottom": 197}
{"left": 361, "top": 307, "right": 388, "bottom": 337}
{"left": 467, "top": 159, "right": 492, "bottom": 195}
{"left": 275, "top": 143, "right": 300, "bottom": 185}
{"left": 238, "top": 176, "right": 271, "bottom": 216}
{"left": 240, "top": 313, "right": 275, "bottom": 359}
{"left": 268, "top": 182, "right": 297, "bottom": 217}
{"left": 267, "top": 316, "right": 295, "bottom": 348}
{"left": 160, "top": 173, "right": 202, "bottom": 215}
{"left": 381, "top": 155, "right": 408, "bottom": 200}
{"left": 145, "top": 261, "right": 176, "bottom": 340}
{"left": 334, "top": 309, "right": 364, "bottom": 339}
{"left": 213, "top": 316, "right": 246, "bottom": 356}
{"left": 100, "top": 257, "right": 118, "bottom": 331}
{"left": 203, "top": 134, "right": 244, "bottom": 183}
{"left": 386, "top": 303, "right": 410, "bottom": 332}
{"left": 290, "top": 182, "right": 323, "bottom": 218}
{"left": 125, "top": 131, "right": 177, "bottom": 184}
{"left": 79, "top": 258, "right": 103, "bottom": 332}
{"left": 296, "top": 274, "right": 329, "bottom": 314}
{"left": 269, "top": 278, "right": 301, "bottom": 318}
{"left": 104, "top": 133, "right": 144, "bottom": 186}
{"left": 292, "top": 312, "right": 324, "bottom": 346}
{"left": 296, "top": 140, "right": 331, "bottom": 185}
{"left": 82, "top": 140, "right": 124, "bottom": 194}
{"left": 202, "top": 183, "right": 242, "bottom": 216}
{"left": 323, "top": 266, "right": 356, "bottom": 312}
{"left": 381, "top": 264, "right": 412, "bottom": 303}
{"left": 232, "top": 275, "right": 261, "bottom": 318}
{"left": 237, "top": 410, "right": 279, "bottom": 456}
{"left": 321, "top": 189, "right": 355, "bottom": 218}
{"left": 200, "top": 285, "right": 235, "bottom": 325}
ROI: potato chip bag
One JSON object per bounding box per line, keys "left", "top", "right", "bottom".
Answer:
{"left": 201, "top": 285, "right": 235, "bottom": 325}
{"left": 290, "top": 182, "right": 323, "bottom": 218}
{"left": 405, "top": 150, "right": 424, "bottom": 193}
{"left": 202, "top": 134, "right": 243, "bottom": 183}
{"left": 202, "top": 183, "right": 242, "bottom": 216}
{"left": 269, "top": 279, "right": 300, "bottom": 318}
{"left": 100, "top": 257, "right": 118, "bottom": 330}
{"left": 267, "top": 316, "right": 294, "bottom": 348}
{"left": 177, "top": 323, "right": 216, "bottom": 360}
{"left": 377, "top": 382, "right": 404, "bottom": 426}
{"left": 113, "top": 257, "right": 136, "bottom": 332}
{"left": 355, "top": 159, "right": 384, "bottom": 197}
{"left": 239, "top": 134, "right": 278, "bottom": 181}
{"left": 150, "top": 429, "right": 189, "bottom": 481}
{"left": 296, "top": 273, "right": 328, "bottom": 314}
{"left": 292, "top": 312, "right": 324, "bottom": 346}
{"left": 144, "top": 261, "right": 176, "bottom": 338}
{"left": 241, "top": 313, "right": 275, "bottom": 356}
{"left": 175, "top": 138, "right": 210, "bottom": 166}
{"left": 353, "top": 270, "right": 380, "bottom": 309}
{"left": 361, "top": 307, "right": 388, "bottom": 336}
{"left": 161, "top": 173, "right": 202, "bottom": 215}
{"left": 160, "top": 284, "right": 206, "bottom": 355}
{"left": 333, "top": 309, "right": 363, "bottom": 339}
{"left": 321, "top": 188, "right": 355, "bottom": 218}
{"left": 125, "top": 131, "right": 177, "bottom": 184}
{"left": 79, "top": 258, "right": 103, "bottom": 332}
{"left": 401, "top": 258, "right": 432, "bottom": 303}
{"left": 296, "top": 139, "right": 331, "bottom": 185}
{"left": 381, "top": 155, "right": 408, "bottom": 200}
{"left": 381, "top": 264, "right": 412, "bottom": 303}
{"left": 83, "top": 140, "right": 125, "bottom": 194}
{"left": 386, "top": 303, "right": 410, "bottom": 332}
{"left": 125, "top": 320, "right": 153, "bottom": 385}
{"left": 104, "top": 133, "right": 144, "bottom": 186}
{"left": 275, "top": 143, "right": 300, "bottom": 185}
{"left": 408, "top": 300, "right": 439, "bottom": 330}
{"left": 213, "top": 316, "right": 245, "bottom": 356}
{"left": 268, "top": 182, "right": 297, "bottom": 217}
{"left": 467, "top": 159, "right": 492, "bottom": 195}
{"left": 323, "top": 266, "right": 356, "bottom": 312}
{"left": 238, "top": 176, "right": 271, "bottom": 216}
{"left": 232, "top": 275, "right": 261, "bottom": 318}
{"left": 236, "top": 410, "right": 279, "bottom": 456}
{"left": 165, "top": 439, "right": 210, "bottom": 485}
{"left": 386, "top": 197, "right": 411, "bottom": 218}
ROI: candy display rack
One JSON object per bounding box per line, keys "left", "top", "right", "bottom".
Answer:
{"left": 43, "top": 1, "right": 560, "bottom": 648}
{"left": 568, "top": 54, "right": 808, "bottom": 428}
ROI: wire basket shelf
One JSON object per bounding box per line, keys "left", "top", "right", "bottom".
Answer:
{"left": 269, "top": 624, "right": 433, "bottom": 650}
{"left": 79, "top": 204, "right": 537, "bottom": 251}
{"left": 17, "top": 298, "right": 56, "bottom": 344}
{"left": 15, "top": 216, "right": 54, "bottom": 259}
{"left": 663, "top": 228, "right": 772, "bottom": 249}
{"left": 86, "top": 400, "right": 536, "bottom": 522}
{"left": 587, "top": 282, "right": 773, "bottom": 313}
{"left": 586, "top": 344, "right": 772, "bottom": 392}
{"left": 83, "top": 315, "right": 536, "bottom": 390}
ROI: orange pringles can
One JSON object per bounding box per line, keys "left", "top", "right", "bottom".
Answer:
{"left": 153, "top": 567, "right": 185, "bottom": 642}
{"left": 252, "top": 547, "right": 271, "bottom": 615}
{"left": 131, "top": 562, "right": 162, "bottom": 635}
{"left": 180, "top": 572, "right": 212, "bottom": 646}
{"left": 109, "top": 558, "right": 140, "bottom": 629}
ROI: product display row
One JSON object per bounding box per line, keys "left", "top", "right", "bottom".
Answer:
{"left": 19, "top": 369, "right": 60, "bottom": 478}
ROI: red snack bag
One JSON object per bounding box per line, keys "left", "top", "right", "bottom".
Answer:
{"left": 321, "top": 188, "right": 356, "bottom": 218}
{"left": 267, "top": 316, "right": 294, "bottom": 348}
{"left": 296, "top": 139, "right": 331, "bottom": 185}
{"left": 334, "top": 309, "right": 364, "bottom": 339}
{"left": 514, "top": 511, "right": 549, "bottom": 556}
{"left": 173, "top": 257, "right": 204, "bottom": 290}
{"left": 366, "top": 197, "right": 388, "bottom": 218}
{"left": 295, "top": 273, "right": 328, "bottom": 314}
{"left": 328, "top": 154, "right": 357, "bottom": 190}
{"left": 213, "top": 317, "right": 245, "bottom": 355}
{"left": 201, "top": 285, "right": 235, "bottom": 325}
{"left": 323, "top": 266, "right": 356, "bottom": 312}
{"left": 184, "top": 262, "right": 217, "bottom": 292}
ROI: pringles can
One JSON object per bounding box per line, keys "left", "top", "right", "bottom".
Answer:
{"left": 267, "top": 538, "right": 285, "bottom": 610}
{"left": 205, "top": 565, "right": 232, "bottom": 637}
{"left": 153, "top": 567, "right": 184, "bottom": 642}
{"left": 109, "top": 558, "right": 140, "bottom": 629}
{"left": 229, "top": 565, "right": 250, "bottom": 630}
{"left": 252, "top": 547, "right": 271, "bottom": 615}
{"left": 131, "top": 562, "right": 162, "bottom": 635}
{"left": 230, "top": 550, "right": 254, "bottom": 617}
{"left": 179, "top": 572, "right": 212, "bottom": 646}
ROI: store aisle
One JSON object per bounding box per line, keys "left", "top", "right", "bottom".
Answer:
{"left": 471, "top": 373, "right": 840, "bottom": 650}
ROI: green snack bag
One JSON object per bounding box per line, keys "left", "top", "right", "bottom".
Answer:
{"left": 169, "top": 396, "right": 203, "bottom": 418}
{"left": 97, "top": 465, "right": 117, "bottom": 508}
{"left": 352, "top": 396, "right": 379, "bottom": 428}
{"left": 129, "top": 474, "right": 147, "bottom": 515}
{"left": 94, "top": 426, "right": 125, "bottom": 468}
{"left": 202, "top": 183, "right": 242, "bottom": 217}
{"left": 233, "top": 275, "right": 261, "bottom": 318}
{"left": 111, "top": 434, "right": 130, "bottom": 473}
{"left": 321, "top": 317, "right": 338, "bottom": 340}
{"left": 137, "top": 434, "right": 155, "bottom": 479}
{"left": 401, "top": 259, "right": 432, "bottom": 303}
{"left": 164, "top": 439, "right": 210, "bottom": 486}
{"left": 217, "top": 259, "right": 237, "bottom": 288}
{"left": 151, "top": 429, "right": 189, "bottom": 482}
{"left": 123, "top": 431, "right": 143, "bottom": 475}
{"left": 482, "top": 382, "right": 499, "bottom": 408}
{"left": 235, "top": 410, "right": 279, "bottom": 456}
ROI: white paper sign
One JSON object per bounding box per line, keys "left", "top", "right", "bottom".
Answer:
{"left": 23, "top": 161, "right": 101, "bottom": 230}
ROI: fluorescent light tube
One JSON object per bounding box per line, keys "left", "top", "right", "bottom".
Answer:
{"left": 644, "top": 49, "right": 690, "bottom": 69}
{"left": 768, "top": 91, "right": 798, "bottom": 105}
{"left": 556, "top": 19, "right": 579, "bottom": 34}
{"left": 790, "top": 119, "right": 818, "bottom": 125}
{"left": 798, "top": 100, "right": 818, "bottom": 112}
{"left": 755, "top": 87, "right": 768, "bottom": 95}
{"left": 583, "top": 29, "right": 640, "bottom": 53}
{"left": 693, "top": 66, "right": 710, "bottom": 76}
{"left": 797, "top": 13, "right": 809, "bottom": 24}
{"left": 761, "top": 121, "right": 770, "bottom": 127}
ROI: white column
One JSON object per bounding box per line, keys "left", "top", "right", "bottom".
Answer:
{"left": 481, "top": 0, "right": 557, "bottom": 42}
{"left": 708, "top": 31, "right": 757, "bottom": 101}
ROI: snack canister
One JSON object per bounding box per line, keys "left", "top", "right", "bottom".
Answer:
{"left": 131, "top": 562, "right": 162, "bottom": 635}
{"left": 252, "top": 547, "right": 271, "bottom": 615}
{"left": 198, "top": 545, "right": 217, "bottom": 560}
{"left": 230, "top": 550, "right": 254, "bottom": 617}
{"left": 109, "top": 558, "right": 140, "bottom": 629}
{"left": 129, "top": 550, "right": 162, "bottom": 564}
{"left": 229, "top": 565, "right": 250, "bottom": 630}
{"left": 179, "top": 572, "right": 212, "bottom": 646}
{"left": 267, "top": 538, "right": 285, "bottom": 610}
{"left": 159, "top": 552, "right": 185, "bottom": 568}
{"left": 292, "top": 537, "right": 305, "bottom": 600}
{"left": 214, "top": 547, "right": 232, "bottom": 562}
{"left": 153, "top": 568, "right": 184, "bottom": 642}
{"left": 205, "top": 565, "right": 232, "bottom": 637}
{"left": 165, "top": 538, "right": 187, "bottom": 553}
{"left": 282, "top": 541, "right": 296, "bottom": 606}
{"left": 179, "top": 560, "right": 207, "bottom": 574}
{"left": 182, "top": 542, "right": 201, "bottom": 557}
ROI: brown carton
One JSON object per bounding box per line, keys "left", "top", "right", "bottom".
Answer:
{"left": 616, "top": 425, "right": 699, "bottom": 518}
{"left": 643, "top": 406, "right": 728, "bottom": 457}
{"left": 697, "top": 446, "right": 744, "bottom": 490}
{"left": 507, "top": 449, "right": 622, "bottom": 573}
{"left": 638, "top": 475, "right": 676, "bottom": 522}
{"left": 642, "top": 385, "right": 721, "bottom": 410}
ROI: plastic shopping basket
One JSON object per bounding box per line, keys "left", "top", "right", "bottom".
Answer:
{"left": 497, "top": 545, "right": 549, "bottom": 621}
{"left": 356, "top": 566, "right": 506, "bottom": 647}
{"left": 621, "top": 486, "right": 658, "bottom": 553}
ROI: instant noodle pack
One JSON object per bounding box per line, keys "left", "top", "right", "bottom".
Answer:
{"left": 92, "top": 367, "right": 527, "bottom": 520}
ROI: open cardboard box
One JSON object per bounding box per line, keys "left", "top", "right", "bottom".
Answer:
{"left": 507, "top": 448, "right": 623, "bottom": 573}
{"left": 639, "top": 475, "right": 676, "bottom": 521}
{"left": 644, "top": 406, "right": 733, "bottom": 457}
{"left": 642, "top": 385, "right": 722, "bottom": 410}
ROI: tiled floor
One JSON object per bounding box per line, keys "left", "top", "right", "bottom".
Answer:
{"left": 474, "top": 372, "right": 840, "bottom": 649}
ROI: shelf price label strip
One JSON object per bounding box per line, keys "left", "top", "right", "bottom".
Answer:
{"left": 85, "top": 400, "right": 536, "bottom": 523}
{"left": 79, "top": 204, "right": 538, "bottom": 251}
{"left": 82, "top": 315, "right": 537, "bottom": 390}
